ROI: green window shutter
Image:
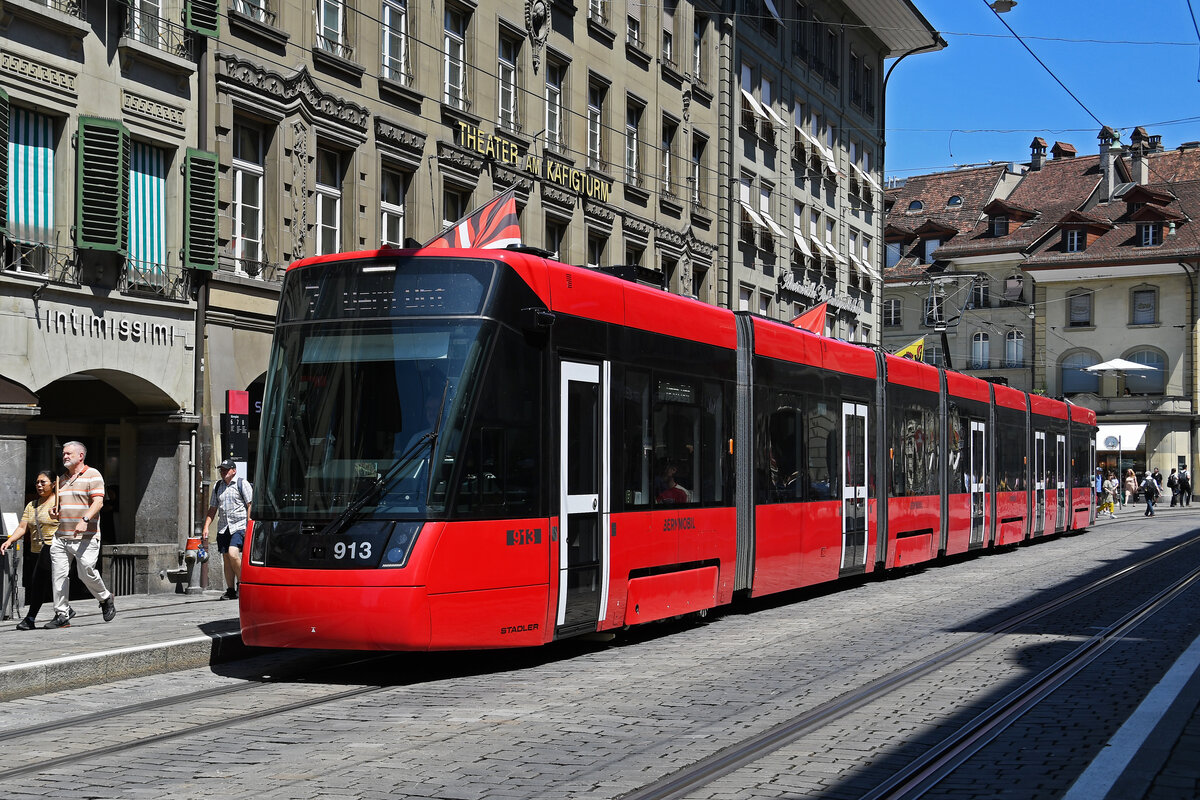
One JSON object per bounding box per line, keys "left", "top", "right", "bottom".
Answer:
{"left": 0, "top": 87, "right": 9, "bottom": 237}
{"left": 185, "top": 0, "right": 220, "bottom": 37}
{"left": 184, "top": 148, "right": 219, "bottom": 271}
{"left": 76, "top": 117, "right": 129, "bottom": 253}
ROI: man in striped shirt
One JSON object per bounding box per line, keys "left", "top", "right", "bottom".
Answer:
{"left": 45, "top": 441, "right": 116, "bottom": 628}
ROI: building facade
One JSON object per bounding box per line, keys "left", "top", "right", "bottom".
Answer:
{"left": 884, "top": 128, "right": 1200, "bottom": 478}
{"left": 1, "top": 0, "right": 939, "bottom": 596}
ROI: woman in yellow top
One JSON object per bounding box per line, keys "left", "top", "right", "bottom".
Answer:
{"left": 0, "top": 471, "right": 58, "bottom": 630}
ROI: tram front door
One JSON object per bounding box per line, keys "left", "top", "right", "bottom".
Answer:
{"left": 969, "top": 421, "right": 986, "bottom": 546}
{"left": 1033, "top": 431, "right": 1046, "bottom": 536}
{"left": 556, "top": 360, "right": 610, "bottom": 637}
{"left": 841, "top": 402, "right": 868, "bottom": 574}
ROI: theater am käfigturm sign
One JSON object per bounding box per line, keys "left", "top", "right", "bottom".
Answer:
{"left": 455, "top": 120, "right": 613, "bottom": 203}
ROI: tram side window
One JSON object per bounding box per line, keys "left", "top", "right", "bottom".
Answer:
{"left": 886, "top": 387, "right": 940, "bottom": 498}
{"left": 995, "top": 409, "right": 1026, "bottom": 491}
{"left": 946, "top": 402, "right": 968, "bottom": 494}
{"left": 760, "top": 391, "right": 802, "bottom": 503}
{"left": 620, "top": 370, "right": 654, "bottom": 507}
{"left": 453, "top": 327, "right": 542, "bottom": 517}
{"left": 806, "top": 398, "right": 837, "bottom": 501}
{"left": 1070, "top": 426, "right": 1091, "bottom": 488}
{"left": 621, "top": 369, "right": 730, "bottom": 508}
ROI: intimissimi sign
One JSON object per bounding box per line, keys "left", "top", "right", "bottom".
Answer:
{"left": 44, "top": 308, "right": 182, "bottom": 346}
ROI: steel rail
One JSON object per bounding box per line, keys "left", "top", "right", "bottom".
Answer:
{"left": 619, "top": 532, "right": 1200, "bottom": 800}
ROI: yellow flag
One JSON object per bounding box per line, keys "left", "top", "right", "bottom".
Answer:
{"left": 894, "top": 337, "right": 925, "bottom": 361}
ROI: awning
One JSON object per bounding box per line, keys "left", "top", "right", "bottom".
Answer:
{"left": 9, "top": 107, "right": 55, "bottom": 244}
{"left": 740, "top": 88, "right": 767, "bottom": 121}
{"left": 1096, "top": 423, "right": 1147, "bottom": 451}
{"left": 762, "top": 214, "right": 786, "bottom": 238}
{"left": 763, "top": 0, "right": 783, "bottom": 23}
{"left": 792, "top": 230, "right": 812, "bottom": 256}
{"left": 762, "top": 102, "right": 787, "bottom": 128}
{"left": 738, "top": 199, "right": 765, "bottom": 228}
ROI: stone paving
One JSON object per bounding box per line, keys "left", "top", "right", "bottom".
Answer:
{"left": 0, "top": 509, "right": 1197, "bottom": 800}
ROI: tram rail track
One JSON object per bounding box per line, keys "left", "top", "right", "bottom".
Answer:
{"left": 619, "top": 531, "right": 1200, "bottom": 800}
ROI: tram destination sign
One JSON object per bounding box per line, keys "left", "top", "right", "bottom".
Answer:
{"left": 454, "top": 121, "right": 613, "bottom": 203}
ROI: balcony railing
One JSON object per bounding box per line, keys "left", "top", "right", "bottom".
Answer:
{"left": 232, "top": 0, "right": 276, "bottom": 24}
{"left": 316, "top": 33, "right": 354, "bottom": 61}
{"left": 123, "top": 3, "right": 192, "bottom": 59}
{"left": 2, "top": 238, "right": 79, "bottom": 284}
{"left": 236, "top": 259, "right": 285, "bottom": 283}
{"left": 121, "top": 259, "right": 190, "bottom": 301}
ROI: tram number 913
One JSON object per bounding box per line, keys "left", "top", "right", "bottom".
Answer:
{"left": 333, "top": 540, "right": 372, "bottom": 561}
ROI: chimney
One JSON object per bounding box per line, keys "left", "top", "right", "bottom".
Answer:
{"left": 1030, "top": 137, "right": 1047, "bottom": 171}
{"left": 1098, "top": 126, "right": 1121, "bottom": 202}
{"left": 1131, "top": 144, "right": 1148, "bottom": 184}
{"left": 1051, "top": 141, "right": 1076, "bottom": 159}
{"left": 1148, "top": 134, "right": 1163, "bottom": 153}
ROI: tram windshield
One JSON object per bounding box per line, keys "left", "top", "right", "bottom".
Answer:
{"left": 256, "top": 316, "right": 493, "bottom": 519}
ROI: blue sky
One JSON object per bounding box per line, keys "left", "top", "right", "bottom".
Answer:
{"left": 884, "top": 0, "right": 1200, "bottom": 179}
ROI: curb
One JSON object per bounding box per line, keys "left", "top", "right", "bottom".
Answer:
{"left": 0, "top": 629, "right": 265, "bottom": 702}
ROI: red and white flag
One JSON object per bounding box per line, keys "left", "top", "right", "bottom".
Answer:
{"left": 423, "top": 187, "right": 522, "bottom": 250}
{"left": 790, "top": 301, "right": 828, "bottom": 335}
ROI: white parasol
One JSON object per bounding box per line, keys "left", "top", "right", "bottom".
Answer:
{"left": 1085, "top": 358, "right": 1158, "bottom": 373}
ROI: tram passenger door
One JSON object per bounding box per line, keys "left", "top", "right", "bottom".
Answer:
{"left": 556, "top": 361, "right": 609, "bottom": 637}
{"left": 841, "top": 403, "right": 868, "bottom": 573}
{"left": 969, "top": 421, "right": 986, "bottom": 546}
{"left": 1033, "top": 431, "right": 1046, "bottom": 536}
{"left": 1055, "top": 434, "right": 1067, "bottom": 531}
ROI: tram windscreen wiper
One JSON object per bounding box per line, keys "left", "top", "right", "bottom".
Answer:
{"left": 316, "top": 381, "right": 451, "bottom": 539}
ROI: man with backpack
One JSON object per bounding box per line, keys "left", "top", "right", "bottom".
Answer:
{"left": 1142, "top": 471, "right": 1160, "bottom": 517}
{"left": 1168, "top": 468, "right": 1179, "bottom": 506}
{"left": 201, "top": 459, "right": 253, "bottom": 600}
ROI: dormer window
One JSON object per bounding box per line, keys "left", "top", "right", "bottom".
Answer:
{"left": 1065, "top": 229, "right": 1084, "bottom": 252}
{"left": 908, "top": 200, "right": 923, "bottom": 212}
{"left": 922, "top": 238, "right": 941, "bottom": 263}
{"left": 1139, "top": 222, "right": 1162, "bottom": 247}
{"left": 989, "top": 215, "right": 1007, "bottom": 237}
{"left": 947, "top": 195, "right": 962, "bottom": 207}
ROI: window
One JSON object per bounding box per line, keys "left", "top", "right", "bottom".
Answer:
{"left": 625, "top": 98, "right": 642, "bottom": 183}
{"left": 693, "top": 15, "right": 706, "bottom": 82}
{"left": 759, "top": 291, "right": 771, "bottom": 317}
{"left": 443, "top": 8, "right": 468, "bottom": 109}
{"left": 1005, "top": 330, "right": 1024, "bottom": 368}
{"left": 587, "top": 232, "right": 606, "bottom": 267}
{"left": 380, "top": 167, "right": 406, "bottom": 247}
{"left": 924, "top": 344, "right": 943, "bottom": 367}
{"left": 970, "top": 277, "right": 989, "bottom": 309}
{"left": 1065, "top": 228, "right": 1083, "bottom": 252}
{"left": 545, "top": 216, "right": 566, "bottom": 259}
{"left": 661, "top": 116, "right": 677, "bottom": 193}
{"left": 691, "top": 134, "right": 707, "bottom": 205}
{"left": 128, "top": 141, "right": 168, "bottom": 283}
{"left": 738, "top": 285, "right": 752, "bottom": 311}
{"left": 315, "top": 147, "right": 342, "bottom": 256}
{"left": 947, "top": 195, "right": 963, "bottom": 207}
{"left": 382, "top": 0, "right": 410, "bottom": 85}
{"left": 588, "top": 0, "right": 607, "bottom": 25}
{"left": 885, "top": 241, "right": 901, "bottom": 268}
{"left": 318, "top": 0, "right": 347, "bottom": 56}
{"left": 924, "top": 295, "right": 944, "bottom": 326}
{"left": 232, "top": 123, "right": 264, "bottom": 269}
{"left": 587, "top": 81, "right": 605, "bottom": 169}
{"left": 1061, "top": 352, "right": 1099, "bottom": 394}
{"left": 442, "top": 185, "right": 468, "bottom": 228}
{"left": 626, "top": 14, "right": 641, "bottom": 48}
{"left": 1139, "top": 222, "right": 1162, "bottom": 247}
{"left": 1132, "top": 288, "right": 1157, "bottom": 325}
{"left": 545, "top": 61, "right": 565, "bottom": 151}
{"left": 626, "top": 242, "right": 644, "bottom": 266}
{"left": 498, "top": 33, "right": 520, "bottom": 131}
{"left": 1003, "top": 274, "right": 1024, "bottom": 302}
{"left": 883, "top": 298, "right": 901, "bottom": 327}
{"left": 990, "top": 215, "right": 1007, "bottom": 237}
{"left": 8, "top": 107, "right": 57, "bottom": 247}
{"left": 1068, "top": 292, "right": 1092, "bottom": 327}
{"left": 661, "top": 0, "right": 675, "bottom": 66}
{"left": 922, "top": 238, "right": 940, "bottom": 263}
{"left": 908, "top": 199, "right": 923, "bottom": 211}
{"left": 130, "top": 0, "right": 163, "bottom": 47}
{"left": 1125, "top": 349, "right": 1166, "bottom": 394}
{"left": 970, "top": 332, "right": 990, "bottom": 369}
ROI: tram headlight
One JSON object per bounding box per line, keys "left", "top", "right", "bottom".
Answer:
{"left": 381, "top": 521, "right": 423, "bottom": 567}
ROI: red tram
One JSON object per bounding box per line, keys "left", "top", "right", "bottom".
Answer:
{"left": 239, "top": 248, "right": 1097, "bottom": 651}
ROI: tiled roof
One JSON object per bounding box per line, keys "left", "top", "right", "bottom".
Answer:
{"left": 882, "top": 164, "right": 1010, "bottom": 282}
{"left": 935, "top": 155, "right": 1104, "bottom": 260}
{"left": 1025, "top": 176, "right": 1200, "bottom": 268}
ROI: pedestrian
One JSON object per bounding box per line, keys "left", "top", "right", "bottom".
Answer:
{"left": 1180, "top": 465, "right": 1193, "bottom": 507}
{"left": 1124, "top": 468, "right": 1138, "bottom": 506}
{"left": 1094, "top": 468, "right": 1104, "bottom": 506}
{"left": 1101, "top": 471, "right": 1119, "bottom": 519}
{"left": 45, "top": 441, "right": 116, "bottom": 628}
{"left": 0, "top": 471, "right": 58, "bottom": 630}
{"left": 202, "top": 459, "right": 253, "bottom": 600}
{"left": 1142, "top": 470, "right": 1159, "bottom": 517}
{"left": 1168, "top": 468, "right": 1179, "bottom": 506}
